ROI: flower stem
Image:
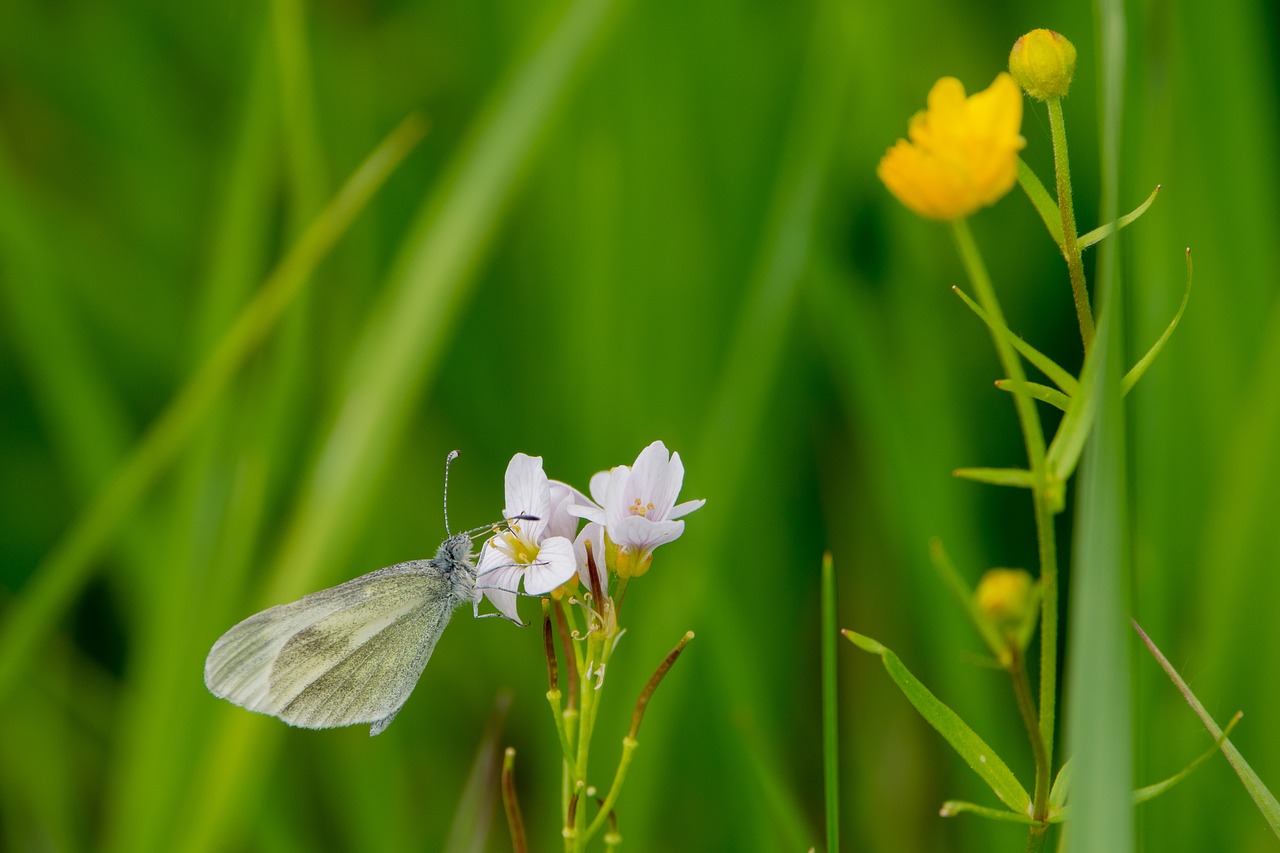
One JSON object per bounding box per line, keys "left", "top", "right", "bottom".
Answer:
{"left": 1047, "top": 96, "right": 1094, "bottom": 350}
{"left": 950, "top": 218, "right": 1057, "bottom": 821}
{"left": 1009, "top": 647, "right": 1050, "bottom": 820}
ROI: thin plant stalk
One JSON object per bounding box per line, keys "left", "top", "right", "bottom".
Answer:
{"left": 1048, "top": 97, "right": 1094, "bottom": 350}
{"left": 951, "top": 218, "right": 1058, "bottom": 825}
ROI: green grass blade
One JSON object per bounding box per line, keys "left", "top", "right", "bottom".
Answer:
{"left": 1121, "top": 248, "right": 1191, "bottom": 395}
{"left": 1132, "top": 620, "right": 1280, "bottom": 836}
{"left": 821, "top": 554, "right": 839, "bottom": 853}
{"left": 951, "top": 286, "right": 1079, "bottom": 394}
{"left": 1064, "top": 2, "right": 1133, "bottom": 850}
{"left": 1079, "top": 184, "right": 1161, "bottom": 250}
{"left": 1017, "top": 157, "right": 1065, "bottom": 248}
{"left": 0, "top": 114, "right": 426, "bottom": 703}
{"left": 842, "top": 630, "right": 1031, "bottom": 815}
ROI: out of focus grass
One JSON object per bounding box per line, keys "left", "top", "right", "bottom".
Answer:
{"left": 1, "top": 0, "right": 1278, "bottom": 850}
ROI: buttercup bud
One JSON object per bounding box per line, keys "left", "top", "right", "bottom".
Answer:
{"left": 1009, "top": 29, "right": 1077, "bottom": 100}
{"left": 975, "top": 568, "right": 1036, "bottom": 636}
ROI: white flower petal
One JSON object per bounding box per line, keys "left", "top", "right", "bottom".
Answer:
{"left": 503, "top": 453, "right": 550, "bottom": 540}
{"left": 546, "top": 481, "right": 588, "bottom": 542}
{"left": 628, "top": 441, "right": 673, "bottom": 513}
{"left": 574, "top": 522, "right": 607, "bottom": 594}
{"left": 477, "top": 563, "right": 526, "bottom": 624}
{"left": 567, "top": 502, "right": 606, "bottom": 525}
{"left": 522, "top": 537, "right": 577, "bottom": 594}
{"left": 588, "top": 469, "right": 613, "bottom": 507}
{"left": 668, "top": 497, "right": 705, "bottom": 520}
{"left": 610, "top": 515, "right": 685, "bottom": 551}
{"left": 603, "top": 465, "right": 634, "bottom": 530}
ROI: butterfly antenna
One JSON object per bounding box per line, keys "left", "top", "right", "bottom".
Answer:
{"left": 443, "top": 450, "right": 460, "bottom": 535}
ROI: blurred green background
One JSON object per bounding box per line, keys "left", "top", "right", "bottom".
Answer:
{"left": 2, "top": 0, "right": 1278, "bottom": 849}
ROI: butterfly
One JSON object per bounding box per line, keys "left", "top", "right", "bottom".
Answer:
{"left": 204, "top": 453, "right": 529, "bottom": 736}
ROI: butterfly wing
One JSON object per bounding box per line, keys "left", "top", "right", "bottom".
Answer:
{"left": 204, "top": 560, "right": 456, "bottom": 736}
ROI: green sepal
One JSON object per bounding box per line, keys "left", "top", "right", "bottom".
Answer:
{"left": 952, "top": 467, "right": 1034, "bottom": 488}
{"left": 1121, "top": 249, "right": 1192, "bottom": 395}
{"left": 1017, "top": 158, "right": 1064, "bottom": 249}
{"left": 842, "top": 630, "right": 1032, "bottom": 816}
{"left": 952, "top": 286, "right": 1078, "bottom": 395}
{"left": 996, "top": 379, "right": 1070, "bottom": 412}
{"left": 1133, "top": 619, "right": 1280, "bottom": 837}
{"left": 1079, "top": 184, "right": 1161, "bottom": 250}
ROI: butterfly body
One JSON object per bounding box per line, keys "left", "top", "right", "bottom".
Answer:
{"left": 204, "top": 533, "right": 478, "bottom": 736}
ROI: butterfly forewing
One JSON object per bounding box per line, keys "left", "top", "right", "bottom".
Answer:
{"left": 204, "top": 560, "right": 459, "bottom": 734}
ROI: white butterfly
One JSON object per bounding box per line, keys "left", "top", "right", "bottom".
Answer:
{"left": 203, "top": 532, "right": 483, "bottom": 736}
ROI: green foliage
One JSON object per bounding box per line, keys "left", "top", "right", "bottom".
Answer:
{"left": 0, "top": 0, "right": 1278, "bottom": 851}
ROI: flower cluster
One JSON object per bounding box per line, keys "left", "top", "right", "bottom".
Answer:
{"left": 476, "top": 441, "right": 704, "bottom": 624}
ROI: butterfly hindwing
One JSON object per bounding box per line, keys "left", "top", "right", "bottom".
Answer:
{"left": 204, "top": 560, "right": 456, "bottom": 734}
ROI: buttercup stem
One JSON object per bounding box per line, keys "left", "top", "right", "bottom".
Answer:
{"left": 950, "top": 218, "right": 1057, "bottom": 822}
{"left": 1009, "top": 646, "right": 1050, "bottom": 822}
{"left": 1047, "top": 96, "right": 1094, "bottom": 349}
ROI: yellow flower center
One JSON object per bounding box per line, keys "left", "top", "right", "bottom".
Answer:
{"left": 629, "top": 498, "right": 656, "bottom": 518}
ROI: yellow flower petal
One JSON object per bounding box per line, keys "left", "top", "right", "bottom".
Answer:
{"left": 877, "top": 73, "right": 1026, "bottom": 221}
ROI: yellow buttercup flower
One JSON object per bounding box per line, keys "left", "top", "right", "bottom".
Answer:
{"left": 877, "top": 73, "right": 1025, "bottom": 221}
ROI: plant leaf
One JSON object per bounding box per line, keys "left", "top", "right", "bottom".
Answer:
{"left": 1121, "top": 248, "right": 1192, "bottom": 395}
{"left": 1079, "top": 184, "right": 1161, "bottom": 250}
{"left": 1133, "top": 711, "right": 1242, "bottom": 805}
{"left": 996, "top": 380, "right": 1071, "bottom": 412}
{"left": 1017, "top": 157, "right": 1064, "bottom": 248}
{"left": 1045, "top": 328, "right": 1101, "bottom": 484}
{"left": 952, "top": 286, "right": 1079, "bottom": 395}
{"left": 1132, "top": 619, "right": 1280, "bottom": 837}
{"left": 940, "top": 799, "right": 1039, "bottom": 824}
{"left": 842, "top": 630, "right": 1032, "bottom": 816}
{"left": 952, "top": 467, "right": 1035, "bottom": 488}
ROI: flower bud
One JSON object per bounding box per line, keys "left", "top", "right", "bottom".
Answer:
{"left": 975, "top": 568, "right": 1036, "bottom": 636}
{"left": 1009, "top": 29, "right": 1077, "bottom": 100}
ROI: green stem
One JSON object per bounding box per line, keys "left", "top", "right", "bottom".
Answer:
{"left": 1010, "top": 647, "right": 1050, "bottom": 821}
{"left": 1048, "top": 97, "right": 1094, "bottom": 350}
{"left": 951, "top": 218, "right": 1057, "bottom": 822}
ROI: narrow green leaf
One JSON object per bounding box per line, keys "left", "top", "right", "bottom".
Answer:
{"left": 1079, "top": 184, "right": 1161, "bottom": 250}
{"left": 940, "top": 799, "right": 1039, "bottom": 824}
{"left": 1045, "top": 330, "right": 1101, "bottom": 484}
{"left": 1133, "top": 711, "right": 1242, "bottom": 805}
{"left": 996, "top": 380, "right": 1071, "bottom": 412}
{"left": 1132, "top": 620, "right": 1280, "bottom": 837}
{"left": 842, "top": 630, "right": 1032, "bottom": 816}
{"left": 1050, "top": 758, "right": 1072, "bottom": 811}
{"left": 821, "top": 554, "right": 839, "bottom": 853}
{"left": 952, "top": 286, "right": 1079, "bottom": 395}
{"left": 1017, "top": 157, "right": 1065, "bottom": 248}
{"left": 1121, "top": 248, "right": 1192, "bottom": 395}
{"left": 952, "top": 467, "right": 1034, "bottom": 488}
